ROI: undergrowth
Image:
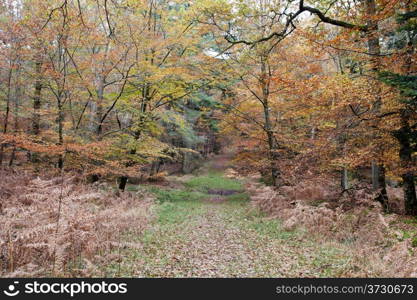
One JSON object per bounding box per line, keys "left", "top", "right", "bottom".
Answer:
{"left": 0, "top": 170, "right": 152, "bottom": 277}
{"left": 102, "top": 172, "right": 359, "bottom": 277}
{"left": 245, "top": 176, "right": 417, "bottom": 277}
{"left": 184, "top": 173, "right": 244, "bottom": 193}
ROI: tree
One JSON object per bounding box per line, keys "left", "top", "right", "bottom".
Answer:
{"left": 379, "top": 4, "right": 417, "bottom": 214}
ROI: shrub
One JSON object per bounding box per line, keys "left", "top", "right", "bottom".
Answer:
{"left": 0, "top": 170, "right": 152, "bottom": 277}
{"left": 247, "top": 179, "right": 417, "bottom": 277}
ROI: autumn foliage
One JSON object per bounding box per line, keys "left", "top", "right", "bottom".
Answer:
{"left": 0, "top": 0, "right": 417, "bottom": 278}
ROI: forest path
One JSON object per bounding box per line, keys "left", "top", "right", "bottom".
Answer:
{"left": 103, "top": 155, "right": 354, "bottom": 277}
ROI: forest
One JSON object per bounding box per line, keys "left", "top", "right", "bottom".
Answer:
{"left": 0, "top": 0, "right": 417, "bottom": 278}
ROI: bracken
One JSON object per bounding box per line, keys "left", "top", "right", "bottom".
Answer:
{"left": 0, "top": 170, "right": 153, "bottom": 277}
{"left": 247, "top": 179, "right": 417, "bottom": 277}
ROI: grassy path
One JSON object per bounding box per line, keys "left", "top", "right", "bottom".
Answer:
{"left": 103, "top": 166, "right": 357, "bottom": 277}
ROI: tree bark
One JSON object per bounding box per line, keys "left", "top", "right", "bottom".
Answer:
{"left": 395, "top": 1, "right": 417, "bottom": 215}
{"left": 9, "top": 69, "right": 21, "bottom": 167}
{"left": 91, "top": 74, "right": 105, "bottom": 136}
{"left": 265, "top": 115, "right": 280, "bottom": 186}
{"left": 371, "top": 162, "right": 379, "bottom": 190}
{"left": 57, "top": 97, "right": 64, "bottom": 170}
{"left": 365, "top": 0, "right": 389, "bottom": 209}
{"left": 403, "top": 172, "right": 417, "bottom": 215}
{"left": 394, "top": 111, "right": 417, "bottom": 215}
{"left": 118, "top": 96, "right": 147, "bottom": 191}
{"left": 260, "top": 58, "right": 281, "bottom": 187}
{"left": 29, "top": 60, "right": 43, "bottom": 163}
{"left": 0, "top": 68, "right": 13, "bottom": 166}
{"left": 96, "top": 77, "right": 104, "bottom": 135}
{"left": 33, "top": 61, "right": 42, "bottom": 135}
{"left": 375, "top": 165, "right": 389, "bottom": 211}
{"left": 341, "top": 168, "right": 349, "bottom": 190}
{"left": 119, "top": 176, "right": 128, "bottom": 191}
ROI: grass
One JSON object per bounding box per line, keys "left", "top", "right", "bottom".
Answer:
{"left": 309, "top": 246, "right": 352, "bottom": 277}
{"left": 248, "top": 218, "right": 298, "bottom": 240}
{"left": 151, "top": 173, "right": 249, "bottom": 224}
{"left": 157, "top": 200, "right": 207, "bottom": 224}
{"left": 226, "top": 192, "right": 251, "bottom": 203}
{"left": 412, "top": 236, "right": 417, "bottom": 248}
{"left": 145, "top": 173, "right": 249, "bottom": 205}
{"left": 389, "top": 216, "right": 417, "bottom": 247}
{"left": 101, "top": 197, "right": 209, "bottom": 277}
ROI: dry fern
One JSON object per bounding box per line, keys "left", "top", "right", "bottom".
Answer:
{"left": 247, "top": 179, "right": 417, "bottom": 277}
{"left": 0, "top": 170, "right": 153, "bottom": 277}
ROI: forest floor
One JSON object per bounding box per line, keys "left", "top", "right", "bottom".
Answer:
{"left": 101, "top": 156, "right": 360, "bottom": 277}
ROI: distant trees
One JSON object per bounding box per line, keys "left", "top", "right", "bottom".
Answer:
{"left": 197, "top": 0, "right": 417, "bottom": 215}
{"left": 0, "top": 0, "right": 222, "bottom": 188}
{"left": 197, "top": 0, "right": 319, "bottom": 187}
{"left": 1, "top": 0, "right": 416, "bottom": 214}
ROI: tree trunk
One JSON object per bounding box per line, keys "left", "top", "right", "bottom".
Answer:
{"left": 9, "top": 70, "right": 21, "bottom": 168}
{"left": 374, "top": 164, "right": 389, "bottom": 211}
{"left": 264, "top": 104, "right": 280, "bottom": 187}
{"left": 87, "top": 76, "right": 106, "bottom": 182}
{"left": 341, "top": 168, "right": 349, "bottom": 190}
{"left": 118, "top": 120, "right": 144, "bottom": 191}
{"left": 29, "top": 60, "right": 43, "bottom": 163}
{"left": 310, "top": 126, "right": 316, "bottom": 140}
{"left": 395, "top": 111, "right": 417, "bottom": 215}
{"left": 119, "top": 176, "right": 128, "bottom": 191}
{"left": 403, "top": 172, "right": 417, "bottom": 215}
{"left": 0, "top": 68, "right": 13, "bottom": 166}
{"left": 371, "top": 162, "right": 379, "bottom": 190}
{"left": 89, "top": 101, "right": 98, "bottom": 133}
{"left": 365, "top": 0, "right": 388, "bottom": 208}
{"left": 118, "top": 146, "right": 137, "bottom": 191}
{"left": 8, "top": 148, "right": 16, "bottom": 167}
{"left": 33, "top": 61, "right": 42, "bottom": 135}
{"left": 260, "top": 58, "right": 280, "bottom": 187}
{"left": 119, "top": 83, "right": 151, "bottom": 191}
{"left": 267, "top": 134, "right": 280, "bottom": 187}
{"left": 395, "top": 2, "right": 416, "bottom": 215}
{"left": 95, "top": 75, "right": 105, "bottom": 135}
{"left": 57, "top": 97, "right": 64, "bottom": 170}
